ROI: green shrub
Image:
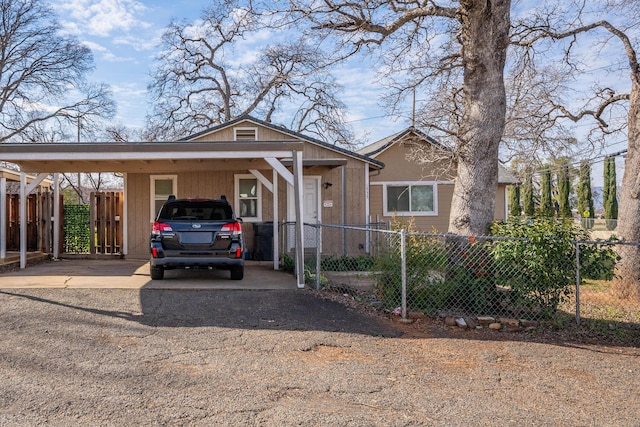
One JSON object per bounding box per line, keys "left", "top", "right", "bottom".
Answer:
{"left": 320, "top": 255, "right": 374, "bottom": 271}
{"left": 444, "top": 236, "right": 501, "bottom": 314}
{"left": 372, "top": 229, "right": 450, "bottom": 313}
{"left": 580, "top": 238, "right": 620, "bottom": 281}
{"left": 280, "top": 253, "right": 295, "bottom": 273}
{"left": 490, "top": 218, "right": 611, "bottom": 318}
{"left": 63, "top": 204, "right": 90, "bottom": 254}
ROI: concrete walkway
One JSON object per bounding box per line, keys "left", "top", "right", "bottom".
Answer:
{"left": 0, "top": 259, "right": 297, "bottom": 290}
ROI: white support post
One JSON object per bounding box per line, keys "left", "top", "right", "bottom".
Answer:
{"left": 53, "top": 173, "right": 60, "bottom": 259}
{"left": 293, "top": 150, "right": 305, "bottom": 288}
{"left": 20, "top": 172, "right": 26, "bottom": 269}
{"left": 122, "top": 173, "right": 128, "bottom": 256}
{"left": 272, "top": 169, "right": 279, "bottom": 270}
{"left": 0, "top": 177, "right": 6, "bottom": 259}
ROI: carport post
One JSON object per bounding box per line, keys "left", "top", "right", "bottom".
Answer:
{"left": 53, "top": 173, "right": 61, "bottom": 259}
{"left": 20, "top": 172, "right": 26, "bottom": 269}
{"left": 272, "top": 169, "right": 279, "bottom": 270}
{"left": 293, "top": 150, "right": 305, "bottom": 288}
{"left": 0, "top": 177, "right": 5, "bottom": 259}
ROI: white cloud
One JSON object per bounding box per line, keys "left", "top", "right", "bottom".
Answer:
{"left": 81, "top": 40, "right": 108, "bottom": 52}
{"left": 54, "top": 0, "right": 150, "bottom": 37}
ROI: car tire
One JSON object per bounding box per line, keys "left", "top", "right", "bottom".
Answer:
{"left": 230, "top": 266, "right": 244, "bottom": 280}
{"left": 150, "top": 266, "right": 164, "bottom": 280}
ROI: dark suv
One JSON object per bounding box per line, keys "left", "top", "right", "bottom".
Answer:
{"left": 149, "top": 196, "right": 244, "bottom": 280}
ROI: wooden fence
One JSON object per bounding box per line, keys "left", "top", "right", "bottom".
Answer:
{"left": 4, "top": 191, "right": 124, "bottom": 256}
{"left": 89, "top": 191, "right": 123, "bottom": 255}
{"left": 4, "top": 192, "right": 60, "bottom": 253}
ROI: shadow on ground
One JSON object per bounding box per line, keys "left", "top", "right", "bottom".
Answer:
{"left": 138, "top": 288, "right": 402, "bottom": 336}
{"left": 0, "top": 289, "right": 402, "bottom": 338}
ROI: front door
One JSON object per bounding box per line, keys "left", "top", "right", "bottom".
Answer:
{"left": 288, "top": 176, "right": 320, "bottom": 249}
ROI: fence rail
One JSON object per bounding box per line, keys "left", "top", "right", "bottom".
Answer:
{"left": 278, "top": 223, "right": 640, "bottom": 326}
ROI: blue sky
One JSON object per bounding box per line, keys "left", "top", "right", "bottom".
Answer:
{"left": 50, "top": 0, "right": 402, "bottom": 143}
{"left": 48, "top": 0, "right": 628, "bottom": 185}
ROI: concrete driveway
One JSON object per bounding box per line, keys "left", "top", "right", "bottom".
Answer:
{"left": 0, "top": 259, "right": 297, "bottom": 290}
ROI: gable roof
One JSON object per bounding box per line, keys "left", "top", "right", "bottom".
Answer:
{"left": 358, "top": 126, "right": 520, "bottom": 185}
{"left": 357, "top": 127, "right": 447, "bottom": 158}
{"left": 182, "top": 115, "right": 384, "bottom": 169}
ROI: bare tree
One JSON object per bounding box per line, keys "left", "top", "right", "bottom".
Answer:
{"left": 512, "top": 1, "right": 640, "bottom": 299}
{"left": 280, "top": 0, "right": 510, "bottom": 235}
{"left": 147, "top": 1, "right": 353, "bottom": 144}
{"left": 0, "top": 0, "right": 115, "bottom": 143}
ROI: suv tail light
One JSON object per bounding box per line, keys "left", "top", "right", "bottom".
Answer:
{"left": 152, "top": 221, "right": 173, "bottom": 235}
{"left": 221, "top": 221, "right": 242, "bottom": 235}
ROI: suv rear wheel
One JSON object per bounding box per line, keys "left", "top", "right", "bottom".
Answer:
{"left": 230, "top": 266, "right": 244, "bottom": 280}
{"left": 150, "top": 266, "right": 164, "bottom": 280}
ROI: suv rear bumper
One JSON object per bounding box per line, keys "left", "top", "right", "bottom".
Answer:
{"left": 150, "top": 255, "right": 243, "bottom": 270}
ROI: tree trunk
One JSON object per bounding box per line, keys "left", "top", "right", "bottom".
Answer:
{"left": 448, "top": 0, "right": 510, "bottom": 235}
{"left": 614, "top": 76, "right": 640, "bottom": 301}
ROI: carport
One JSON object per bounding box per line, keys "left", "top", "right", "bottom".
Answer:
{"left": 0, "top": 141, "right": 307, "bottom": 288}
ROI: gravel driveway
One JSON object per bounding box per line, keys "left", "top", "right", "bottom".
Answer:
{"left": 1, "top": 287, "right": 638, "bottom": 426}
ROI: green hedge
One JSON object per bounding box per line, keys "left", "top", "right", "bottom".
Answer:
{"left": 64, "top": 204, "right": 90, "bottom": 254}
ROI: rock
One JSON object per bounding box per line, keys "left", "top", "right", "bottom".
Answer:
{"left": 409, "top": 311, "right": 426, "bottom": 319}
{"left": 498, "top": 317, "right": 520, "bottom": 327}
{"left": 445, "top": 317, "right": 457, "bottom": 326}
{"left": 398, "top": 317, "right": 416, "bottom": 324}
{"left": 477, "top": 316, "right": 495, "bottom": 325}
{"left": 464, "top": 317, "right": 478, "bottom": 329}
{"left": 520, "top": 319, "right": 538, "bottom": 328}
{"left": 455, "top": 318, "right": 467, "bottom": 328}
{"left": 489, "top": 323, "right": 502, "bottom": 330}
{"left": 504, "top": 326, "right": 524, "bottom": 333}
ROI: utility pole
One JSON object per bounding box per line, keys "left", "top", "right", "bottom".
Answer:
{"left": 411, "top": 88, "right": 416, "bottom": 128}
{"left": 77, "top": 115, "right": 82, "bottom": 203}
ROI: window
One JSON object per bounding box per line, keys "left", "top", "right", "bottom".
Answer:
{"left": 384, "top": 182, "right": 437, "bottom": 216}
{"left": 234, "top": 127, "right": 258, "bottom": 141}
{"left": 150, "top": 175, "right": 177, "bottom": 221}
{"left": 234, "top": 174, "right": 261, "bottom": 221}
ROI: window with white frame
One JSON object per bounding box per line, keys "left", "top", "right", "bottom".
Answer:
{"left": 384, "top": 182, "right": 437, "bottom": 216}
{"left": 234, "top": 127, "right": 258, "bottom": 141}
{"left": 150, "top": 175, "right": 177, "bottom": 221}
{"left": 234, "top": 174, "right": 261, "bottom": 221}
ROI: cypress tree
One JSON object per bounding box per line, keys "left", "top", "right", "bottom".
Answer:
{"left": 604, "top": 156, "right": 618, "bottom": 230}
{"left": 522, "top": 174, "right": 535, "bottom": 216}
{"left": 540, "top": 169, "right": 554, "bottom": 218}
{"left": 509, "top": 185, "right": 522, "bottom": 217}
{"left": 577, "top": 160, "right": 594, "bottom": 229}
{"left": 558, "top": 164, "right": 572, "bottom": 218}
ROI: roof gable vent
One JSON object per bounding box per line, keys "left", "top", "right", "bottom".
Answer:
{"left": 234, "top": 127, "right": 257, "bottom": 141}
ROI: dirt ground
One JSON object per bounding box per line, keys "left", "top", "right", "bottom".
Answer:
{"left": 1, "top": 287, "right": 639, "bottom": 426}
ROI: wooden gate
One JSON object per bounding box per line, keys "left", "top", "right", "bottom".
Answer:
{"left": 90, "top": 191, "right": 123, "bottom": 255}
{"left": 5, "top": 191, "right": 59, "bottom": 253}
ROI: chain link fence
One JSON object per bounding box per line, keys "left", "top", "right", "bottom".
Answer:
{"left": 278, "top": 222, "right": 640, "bottom": 325}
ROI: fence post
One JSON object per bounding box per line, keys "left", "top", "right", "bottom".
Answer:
{"left": 575, "top": 240, "right": 581, "bottom": 326}
{"left": 401, "top": 228, "right": 407, "bottom": 319}
{"left": 316, "top": 221, "right": 321, "bottom": 290}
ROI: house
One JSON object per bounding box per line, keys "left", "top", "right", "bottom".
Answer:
{"left": 0, "top": 115, "right": 383, "bottom": 287}
{"left": 1, "top": 118, "right": 516, "bottom": 282}
{"left": 358, "top": 127, "right": 519, "bottom": 232}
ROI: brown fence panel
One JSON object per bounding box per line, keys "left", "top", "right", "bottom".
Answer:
{"left": 4, "top": 191, "right": 56, "bottom": 252}
{"left": 90, "top": 191, "right": 123, "bottom": 255}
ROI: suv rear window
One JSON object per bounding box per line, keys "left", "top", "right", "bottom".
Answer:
{"left": 157, "top": 200, "right": 233, "bottom": 221}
